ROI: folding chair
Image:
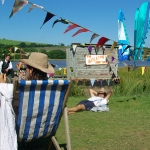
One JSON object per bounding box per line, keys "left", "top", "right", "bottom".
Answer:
{"left": 13, "top": 79, "right": 72, "bottom": 150}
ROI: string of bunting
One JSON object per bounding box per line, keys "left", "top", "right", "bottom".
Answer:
{"left": 2, "top": 0, "right": 146, "bottom": 55}
{"left": 5, "top": 0, "right": 121, "bottom": 50}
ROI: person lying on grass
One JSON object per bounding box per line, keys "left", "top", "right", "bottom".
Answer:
{"left": 68, "top": 88, "right": 112, "bottom": 114}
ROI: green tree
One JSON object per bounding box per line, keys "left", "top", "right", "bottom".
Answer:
{"left": 19, "top": 42, "right": 26, "bottom": 48}
{"left": 48, "top": 50, "right": 66, "bottom": 59}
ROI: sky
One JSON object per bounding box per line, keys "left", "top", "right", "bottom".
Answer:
{"left": 0, "top": 0, "right": 150, "bottom": 47}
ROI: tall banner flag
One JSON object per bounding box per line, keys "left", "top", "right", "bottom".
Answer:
{"left": 118, "top": 9, "right": 130, "bottom": 61}
{"left": 111, "top": 41, "right": 117, "bottom": 50}
{"left": 63, "top": 23, "right": 79, "bottom": 34}
{"left": 52, "top": 18, "right": 69, "bottom": 28}
{"left": 90, "top": 33, "right": 99, "bottom": 43}
{"left": 40, "top": 12, "right": 55, "bottom": 29}
{"left": 134, "top": 2, "right": 150, "bottom": 61}
{"left": 96, "top": 37, "right": 109, "bottom": 48}
{"left": 9, "top": 0, "right": 28, "bottom": 18}
{"left": 28, "top": 4, "right": 44, "bottom": 13}
{"left": 72, "top": 28, "right": 89, "bottom": 37}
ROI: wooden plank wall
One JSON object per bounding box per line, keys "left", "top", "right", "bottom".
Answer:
{"left": 66, "top": 44, "right": 118, "bottom": 79}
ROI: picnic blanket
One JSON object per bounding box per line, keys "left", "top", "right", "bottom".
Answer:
{"left": 0, "top": 83, "right": 17, "bottom": 150}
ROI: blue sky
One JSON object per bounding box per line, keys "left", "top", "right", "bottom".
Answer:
{"left": 0, "top": 0, "right": 150, "bottom": 47}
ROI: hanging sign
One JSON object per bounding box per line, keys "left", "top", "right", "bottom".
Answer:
{"left": 86, "top": 55, "right": 108, "bottom": 65}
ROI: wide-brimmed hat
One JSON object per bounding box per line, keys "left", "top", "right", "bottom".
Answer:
{"left": 97, "top": 88, "right": 107, "bottom": 94}
{"left": 21, "top": 52, "right": 54, "bottom": 73}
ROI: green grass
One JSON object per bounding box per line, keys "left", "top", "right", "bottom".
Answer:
{"left": 56, "top": 95, "right": 150, "bottom": 150}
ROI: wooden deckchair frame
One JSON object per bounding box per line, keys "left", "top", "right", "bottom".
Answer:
{"left": 12, "top": 78, "right": 72, "bottom": 150}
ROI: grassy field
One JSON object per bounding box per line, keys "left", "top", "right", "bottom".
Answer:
{"left": 53, "top": 67, "right": 150, "bottom": 150}
{"left": 55, "top": 95, "right": 150, "bottom": 150}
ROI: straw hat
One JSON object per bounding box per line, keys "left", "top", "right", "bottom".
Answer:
{"left": 97, "top": 88, "right": 107, "bottom": 94}
{"left": 21, "top": 52, "right": 54, "bottom": 73}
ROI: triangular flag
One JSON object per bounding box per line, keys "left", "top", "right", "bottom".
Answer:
{"left": 63, "top": 23, "right": 79, "bottom": 34}
{"left": 9, "top": 0, "right": 28, "bottom": 18}
{"left": 96, "top": 37, "right": 109, "bottom": 48}
{"left": 142, "top": 67, "right": 145, "bottom": 75}
{"left": 28, "top": 4, "right": 44, "bottom": 13}
{"left": 1, "top": 0, "right": 4, "bottom": 4}
{"left": 40, "top": 12, "right": 55, "bottom": 29}
{"left": 90, "top": 78, "right": 95, "bottom": 86}
{"left": 52, "top": 18, "right": 69, "bottom": 28}
{"left": 90, "top": 33, "right": 99, "bottom": 43}
{"left": 72, "top": 45, "right": 77, "bottom": 52}
{"left": 72, "top": 28, "right": 89, "bottom": 37}
{"left": 14, "top": 47, "right": 18, "bottom": 52}
{"left": 99, "top": 79, "right": 103, "bottom": 87}
{"left": 112, "top": 56, "right": 115, "bottom": 62}
{"left": 111, "top": 41, "right": 118, "bottom": 50}
{"left": 88, "top": 45, "right": 92, "bottom": 54}
{"left": 106, "top": 79, "right": 110, "bottom": 86}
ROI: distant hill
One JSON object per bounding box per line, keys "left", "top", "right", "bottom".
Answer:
{"left": 0, "top": 38, "right": 48, "bottom": 45}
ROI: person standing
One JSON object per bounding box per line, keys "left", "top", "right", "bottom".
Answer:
{"left": 0, "top": 54, "right": 14, "bottom": 78}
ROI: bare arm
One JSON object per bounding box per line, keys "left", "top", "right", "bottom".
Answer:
{"left": 89, "top": 89, "right": 98, "bottom": 97}
{"left": 16, "top": 62, "right": 22, "bottom": 70}
{"left": 105, "top": 91, "right": 113, "bottom": 102}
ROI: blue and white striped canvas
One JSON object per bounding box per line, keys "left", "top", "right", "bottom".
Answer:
{"left": 16, "top": 79, "right": 69, "bottom": 142}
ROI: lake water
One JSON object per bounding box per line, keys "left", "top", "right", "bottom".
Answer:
{"left": 12, "top": 60, "right": 150, "bottom": 70}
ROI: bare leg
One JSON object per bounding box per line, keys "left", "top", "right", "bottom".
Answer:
{"left": 68, "top": 104, "right": 85, "bottom": 114}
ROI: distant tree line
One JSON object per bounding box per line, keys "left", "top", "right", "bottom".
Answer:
{"left": 0, "top": 42, "right": 66, "bottom": 60}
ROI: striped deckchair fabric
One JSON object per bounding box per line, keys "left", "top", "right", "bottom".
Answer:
{"left": 13, "top": 79, "right": 72, "bottom": 150}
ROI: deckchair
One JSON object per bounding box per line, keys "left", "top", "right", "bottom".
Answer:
{"left": 13, "top": 78, "right": 72, "bottom": 150}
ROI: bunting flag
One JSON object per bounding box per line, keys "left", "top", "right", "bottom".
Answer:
{"left": 99, "top": 79, "right": 103, "bottom": 87}
{"left": 96, "top": 37, "right": 109, "bottom": 48}
{"left": 106, "top": 79, "right": 110, "bottom": 86}
{"left": 72, "top": 28, "right": 89, "bottom": 37}
{"left": 95, "top": 46, "right": 100, "bottom": 55}
{"left": 142, "top": 67, "right": 146, "bottom": 75}
{"left": 72, "top": 45, "right": 77, "bottom": 52}
{"left": 9, "top": 0, "right": 28, "bottom": 18}
{"left": 52, "top": 18, "right": 69, "bottom": 28}
{"left": 40, "top": 12, "right": 55, "bottom": 29}
{"left": 111, "top": 56, "right": 115, "bottom": 62}
{"left": 63, "top": 23, "right": 79, "bottom": 34}
{"left": 28, "top": 4, "right": 44, "bottom": 13}
{"left": 14, "top": 47, "right": 18, "bottom": 52}
{"left": 88, "top": 45, "right": 92, "bottom": 54}
{"left": 90, "top": 33, "right": 99, "bottom": 43}
{"left": 90, "top": 79, "right": 95, "bottom": 86}
{"left": 1, "top": 0, "right": 4, "bottom": 4}
{"left": 111, "top": 41, "right": 118, "bottom": 50}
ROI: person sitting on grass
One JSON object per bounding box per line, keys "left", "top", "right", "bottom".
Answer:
{"left": 68, "top": 88, "right": 112, "bottom": 114}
